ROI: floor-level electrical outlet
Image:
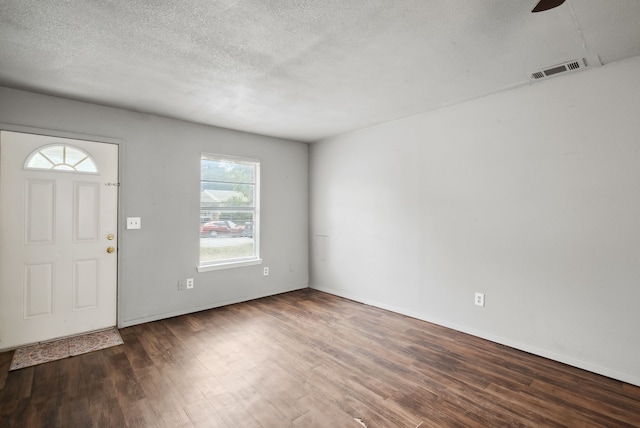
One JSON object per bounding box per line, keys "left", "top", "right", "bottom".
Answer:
{"left": 263, "top": 267, "right": 269, "bottom": 276}
{"left": 475, "top": 292, "right": 485, "bottom": 307}
{"left": 186, "top": 278, "right": 194, "bottom": 289}
{"left": 178, "top": 281, "right": 185, "bottom": 291}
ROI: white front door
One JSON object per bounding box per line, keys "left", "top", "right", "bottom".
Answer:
{"left": 0, "top": 130, "right": 118, "bottom": 349}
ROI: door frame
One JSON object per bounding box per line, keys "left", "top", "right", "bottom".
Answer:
{"left": 0, "top": 123, "right": 125, "bottom": 343}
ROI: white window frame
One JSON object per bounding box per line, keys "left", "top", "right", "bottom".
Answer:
{"left": 24, "top": 144, "right": 98, "bottom": 173}
{"left": 197, "top": 153, "right": 261, "bottom": 272}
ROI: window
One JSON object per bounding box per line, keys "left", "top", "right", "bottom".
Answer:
{"left": 198, "top": 154, "right": 260, "bottom": 271}
{"left": 24, "top": 144, "right": 98, "bottom": 173}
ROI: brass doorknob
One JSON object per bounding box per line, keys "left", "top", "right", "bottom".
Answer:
{"left": 107, "top": 246, "right": 116, "bottom": 254}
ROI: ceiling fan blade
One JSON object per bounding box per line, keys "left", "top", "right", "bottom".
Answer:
{"left": 532, "top": 0, "right": 567, "bottom": 13}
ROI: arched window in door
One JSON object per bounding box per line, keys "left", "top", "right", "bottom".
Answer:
{"left": 24, "top": 144, "right": 98, "bottom": 173}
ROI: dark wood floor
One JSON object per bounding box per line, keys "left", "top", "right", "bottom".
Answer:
{"left": 1, "top": 289, "right": 639, "bottom": 427}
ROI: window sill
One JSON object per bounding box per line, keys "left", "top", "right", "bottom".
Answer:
{"left": 197, "top": 258, "right": 262, "bottom": 273}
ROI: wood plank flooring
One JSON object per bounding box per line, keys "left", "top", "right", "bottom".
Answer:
{"left": 1, "top": 289, "right": 639, "bottom": 427}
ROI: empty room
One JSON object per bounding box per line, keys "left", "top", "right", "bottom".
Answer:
{"left": 1, "top": 0, "right": 640, "bottom": 426}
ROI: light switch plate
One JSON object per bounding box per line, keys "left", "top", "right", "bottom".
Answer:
{"left": 127, "top": 217, "right": 141, "bottom": 230}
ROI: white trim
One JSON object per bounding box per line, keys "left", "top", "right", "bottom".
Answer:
{"left": 197, "top": 257, "right": 262, "bottom": 273}
{"left": 0, "top": 123, "right": 123, "bottom": 146}
{"left": 310, "top": 284, "right": 640, "bottom": 388}
{"left": 118, "top": 284, "right": 307, "bottom": 327}
{"left": 199, "top": 153, "right": 260, "bottom": 268}
{"left": 201, "top": 152, "right": 260, "bottom": 164}
{"left": 24, "top": 143, "right": 99, "bottom": 173}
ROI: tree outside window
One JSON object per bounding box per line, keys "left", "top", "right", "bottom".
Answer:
{"left": 199, "top": 154, "right": 259, "bottom": 267}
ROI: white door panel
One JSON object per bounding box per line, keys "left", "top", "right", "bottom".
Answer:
{"left": 0, "top": 130, "right": 118, "bottom": 349}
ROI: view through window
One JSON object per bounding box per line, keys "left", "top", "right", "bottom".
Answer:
{"left": 25, "top": 144, "right": 98, "bottom": 173}
{"left": 200, "top": 154, "right": 259, "bottom": 268}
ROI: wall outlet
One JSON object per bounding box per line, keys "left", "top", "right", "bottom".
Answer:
{"left": 475, "top": 292, "right": 485, "bottom": 307}
{"left": 186, "top": 278, "right": 194, "bottom": 289}
{"left": 178, "top": 280, "right": 185, "bottom": 291}
{"left": 263, "top": 267, "right": 269, "bottom": 276}
{"left": 127, "top": 217, "right": 141, "bottom": 230}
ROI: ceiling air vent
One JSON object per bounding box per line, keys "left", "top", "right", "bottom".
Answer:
{"left": 529, "top": 58, "right": 587, "bottom": 81}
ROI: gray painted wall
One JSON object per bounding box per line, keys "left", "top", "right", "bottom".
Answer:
{"left": 0, "top": 86, "right": 309, "bottom": 327}
{"left": 309, "top": 56, "right": 640, "bottom": 386}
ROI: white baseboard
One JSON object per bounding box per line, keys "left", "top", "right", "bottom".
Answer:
{"left": 118, "top": 284, "right": 308, "bottom": 328}
{"left": 310, "top": 285, "right": 640, "bottom": 388}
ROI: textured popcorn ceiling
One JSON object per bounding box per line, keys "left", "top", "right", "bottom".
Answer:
{"left": 1, "top": 0, "right": 639, "bottom": 142}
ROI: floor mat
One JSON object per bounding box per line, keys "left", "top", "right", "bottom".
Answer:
{"left": 9, "top": 328, "right": 123, "bottom": 371}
